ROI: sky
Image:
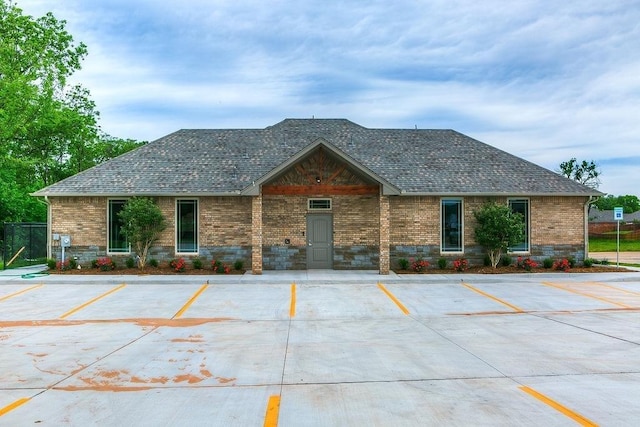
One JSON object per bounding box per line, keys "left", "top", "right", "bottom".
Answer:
{"left": 18, "top": 0, "right": 640, "bottom": 196}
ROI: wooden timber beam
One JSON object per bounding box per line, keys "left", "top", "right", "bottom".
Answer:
{"left": 262, "top": 184, "right": 379, "bottom": 196}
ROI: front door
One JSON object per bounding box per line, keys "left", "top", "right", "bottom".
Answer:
{"left": 307, "top": 214, "right": 333, "bottom": 269}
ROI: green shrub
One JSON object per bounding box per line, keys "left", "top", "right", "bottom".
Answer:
{"left": 542, "top": 258, "right": 554, "bottom": 269}
{"left": 68, "top": 258, "right": 78, "bottom": 270}
{"left": 233, "top": 260, "right": 244, "bottom": 271}
{"left": 437, "top": 257, "right": 448, "bottom": 269}
{"left": 398, "top": 258, "right": 410, "bottom": 270}
{"left": 192, "top": 258, "right": 203, "bottom": 270}
{"left": 501, "top": 255, "right": 513, "bottom": 266}
{"left": 568, "top": 257, "right": 576, "bottom": 268}
{"left": 47, "top": 258, "right": 57, "bottom": 270}
{"left": 126, "top": 257, "right": 135, "bottom": 268}
{"left": 583, "top": 258, "right": 594, "bottom": 268}
{"left": 149, "top": 258, "right": 159, "bottom": 267}
{"left": 600, "top": 258, "right": 610, "bottom": 265}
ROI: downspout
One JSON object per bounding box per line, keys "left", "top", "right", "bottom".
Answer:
{"left": 584, "top": 195, "right": 597, "bottom": 260}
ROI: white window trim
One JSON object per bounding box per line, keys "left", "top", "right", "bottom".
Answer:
{"left": 307, "top": 198, "right": 332, "bottom": 211}
{"left": 107, "top": 198, "right": 131, "bottom": 255}
{"left": 175, "top": 198, "right": 199, "bottom": 255}
{"left": 440, "top": 197, "right": 464, "bottom": 254}
{"left": 507, "top": 198, "right": 530, "bottom": 254}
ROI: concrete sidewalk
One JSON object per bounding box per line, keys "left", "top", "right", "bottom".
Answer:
{"left": 591, "top": 251, "right": 640, "bottom": 264}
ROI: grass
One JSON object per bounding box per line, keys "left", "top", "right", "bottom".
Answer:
{"left": 589, "top": 238, "right": 640, "bottom": 252}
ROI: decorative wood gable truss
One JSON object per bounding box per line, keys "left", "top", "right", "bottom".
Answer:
{"left": 263, "top": 147, "right": 379, "bottom": 195}
{"left": 243, "top": 138, "right": 400, "bottom": 196}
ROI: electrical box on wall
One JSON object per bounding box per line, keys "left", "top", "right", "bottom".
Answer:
{"left": 61, "top": 235, "right": 71, "bottom": 248}
{"left": 52, "top": 233, "right": 60, "bottom": 241}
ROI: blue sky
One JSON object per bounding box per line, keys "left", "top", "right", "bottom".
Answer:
{"left": 19, "top": 0, "right": 640, "bottom": 196}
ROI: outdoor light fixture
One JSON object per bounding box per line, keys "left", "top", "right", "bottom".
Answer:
{"left": 315, "top": 176, "right": 321, "bottom": 183}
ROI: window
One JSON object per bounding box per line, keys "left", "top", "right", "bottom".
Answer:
{"left": 441, "top": 199, "right": 463, "bottom": 252}
{"left": 308, "top": 198, "right": 332, "bottom": 211}
{"left": 108, "top": 199, "right": 129, "bottom": 253}
{"left": 509, "top": 199, "right": 529, "bottom": 252}
{"left": 176, "top": 199, "right": 198, "bottom": 253}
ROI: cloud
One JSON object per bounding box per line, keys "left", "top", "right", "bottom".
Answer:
{"left": 15, "top": 0, "right": 640, "bottom": 195}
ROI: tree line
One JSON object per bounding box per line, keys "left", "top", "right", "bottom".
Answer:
{"left": 0, "top": 1, "right": 144, "bottom": 224}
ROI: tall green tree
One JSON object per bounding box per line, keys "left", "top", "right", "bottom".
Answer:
{"left": 118, "top": 198, "right": 167, "bottom": 269}
{"left": 474, "top": 202, "right": 525, "bottom": 268}
{"left": 558, "top": 158, "right": 601, "bottom": 189}
{"left": 0, "top": 1, "right": 145, "bottom": 225}
{"left": 594, "top": 195, "right": 640, "bottom": 213}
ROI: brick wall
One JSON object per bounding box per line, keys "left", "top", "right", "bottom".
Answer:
{"left": 388, "top": 195, "right": 589, "bottom": 266}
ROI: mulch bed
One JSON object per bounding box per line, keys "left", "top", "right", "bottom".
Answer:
{"left": 49, "top": 265, "right": 631, "bottom": 275}
{"left": 395, "top": 265, "right": 631, "bottom": 274}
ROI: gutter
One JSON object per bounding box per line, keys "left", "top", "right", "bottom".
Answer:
{"left": 584, "top": 195, "right": 598, "bottom": 260}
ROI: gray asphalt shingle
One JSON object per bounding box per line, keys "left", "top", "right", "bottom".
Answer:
{"left": 33, "top": 119, "right": 599, "bottom": 196}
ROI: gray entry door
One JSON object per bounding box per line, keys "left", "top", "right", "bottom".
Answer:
{"left": 306, "top": 214, "right": 333, "bottom": 269}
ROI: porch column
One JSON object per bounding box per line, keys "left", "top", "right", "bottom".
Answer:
{"left": 251, "top": 195, "right": 263, "bottom": 274}
{"left": 379, "top": 194, "right": 390, "bottom": 274}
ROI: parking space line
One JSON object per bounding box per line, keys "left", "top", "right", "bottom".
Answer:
{"left": 587, "top": 281, "right": 640, "bottom": 297}
{"left": 173, "top": 284, "right": 209, "bottom": 318}
{"left": 59, "top": 283, "right": 127, "bottom": 319}
{"left": 290, "top": 283, "right": 296, "bottom": 318}
{"left": 462, "top": 283, "right": 524, "bottom": 313}
{"left": 264, "top": 395, "right": 280, "bottom": 427}
{"left": 541, "top": 282, "right": 631, "bottom": 308}
{"left": 519, "top": 386, "right": 598, "bottom": 426}
{"left": 377, "top": 283, "right": 410, "bottom": 315}
{"left": 0, "top": 284, "right": 43, "bottom": 302}
{"left": 0, "top": 397, "right": 30, "bottom": 417}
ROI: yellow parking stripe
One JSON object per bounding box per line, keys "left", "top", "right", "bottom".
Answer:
{"left": 59, "top": 284, "right": 127, "bottom": 319}
{"left": 520, "top": 386, "right": 598, "bottom": 426}
{"left": 0, "top": 284, "right": 43, "bottom": 302}
{"left": 377, "top": 283, "right": 410, "bottom": 315}
{"left": 542, "top": 282, "right": 631, "bottom": 308}
{"left": 264, "top": 395, "right": 281, "bottom": 427}
{"left": 588, "top": 281, "right": 640, "bottom": 297}
{"left": 290, "top": 283, "right": 296, "bottom": 318}
{"left": 0, "top": 397, "right": 30, "bottom": 417}
{"left": 462, "top": 283, "right": 524, "bottom": 313}
{"left": 174, "top": 284, "right": 209, "bottom": 318}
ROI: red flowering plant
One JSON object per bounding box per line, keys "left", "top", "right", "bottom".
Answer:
{"left": 553, "top": 258, "right": 571, "bottom": 272}
{"left": 211, "top": 259, "right": 231, "bottom": 274}
{"left": 95, "top": 257, "right": 116, "bottom": 271}
{"left": 410, "top": 257, "right": 430, "bottom": 272}
{"left": 516, "top": 256, "right": 538, "bottom": 271}
{"left": 170, "top": 257, "right": 186, "bottom": 272}
{"left": 56, "top": 260, "right": 70, "bottom": 271}
{"left": 452, "top": 258, "right": 469, "bottom": 272}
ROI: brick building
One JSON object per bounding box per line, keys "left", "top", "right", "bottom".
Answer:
{"left": 32, "top": 119, "right": 600, "bottom": 274}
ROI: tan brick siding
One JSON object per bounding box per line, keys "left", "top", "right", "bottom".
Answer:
{"left": 389, "top": 195, "right": 587, "bottom": 249}
{"left": 49, "top": 197, "right": 107, "bottom": 246}
{"left": 262, "top": 195, "right": 380, "bottom": 246}
{"left": 49, "top": 196, "right": 253, "bottom": 250}
{"left": 389, "top": 196, "right": 439, "bottom": 245}
{"left": 530, "top": 196, "right": 587, "bottom": 246}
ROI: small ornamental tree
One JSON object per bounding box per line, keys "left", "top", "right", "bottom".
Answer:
{"left": 118, "top": 197, "right": 166, "bottom": 268}
{"left": 473, "top": 202, "right": 525, "bottom": 268}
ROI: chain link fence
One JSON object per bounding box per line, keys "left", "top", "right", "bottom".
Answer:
{"left": 2, "top": 222, "right": 47, "bottom": 269}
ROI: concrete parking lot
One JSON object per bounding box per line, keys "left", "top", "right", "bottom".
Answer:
{"left": 1, "top": 269, "right": 639, "bottom": 426}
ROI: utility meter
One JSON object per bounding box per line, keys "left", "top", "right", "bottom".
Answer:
{"left": 61, "top": 235, "right": 71, "bottom": 248}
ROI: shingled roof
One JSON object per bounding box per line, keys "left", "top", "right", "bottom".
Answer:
{"left": 33, "top": 118, "right": 600, "bottom": 197}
